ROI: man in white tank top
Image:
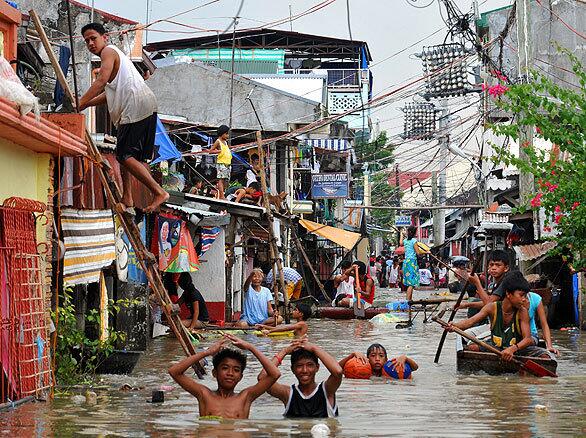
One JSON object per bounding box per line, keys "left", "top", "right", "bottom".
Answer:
{"left": 79, "top": 23, "right": 168, "bottom": 214}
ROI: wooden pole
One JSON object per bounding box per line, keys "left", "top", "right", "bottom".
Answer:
{"left": 255, "top": 131, "right": 289, "bottom": 324}
{"left": 30, "top": 9, "right": 205, "bottom": 377}
{"left": 290, "top": 224, "right": 332, "bottom": 302}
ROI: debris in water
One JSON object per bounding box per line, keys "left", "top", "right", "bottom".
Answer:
{"left": 534, "top": 404, "right": 548, "bottom": 414}
{"left": 160, "top": 385, "right": 174, "bottom": 392}
{"left": 85, "top": 391, "right": 97, "bottom": 405}
{"left": 70, "top": 395, "right": 85, "bottom": 405}
{"left": 311, "top": 423, "right": 330, "bottom": 437}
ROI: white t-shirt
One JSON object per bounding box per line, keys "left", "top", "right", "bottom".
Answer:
{"left": 333, "top": 276, "right": 355, "bottom": 305}
{"left": 388, "top": 265, "right": 399, "bottom": 283}
{"left": 419, "top": 269, "right": 433, "bottom": 285}
{"left": 246, "top": 169, "right": 257, "bottom": 187}
{"left": 438, "top": 267, "right": 447, "bottom": 279}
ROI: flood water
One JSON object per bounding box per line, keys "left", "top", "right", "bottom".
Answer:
{"left": 1, "top": 289, "right": 585, "bottom": 437}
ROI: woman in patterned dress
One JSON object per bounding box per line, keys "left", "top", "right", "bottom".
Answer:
{"left": 400, "top": 226, "right": 424, "bottom": 301}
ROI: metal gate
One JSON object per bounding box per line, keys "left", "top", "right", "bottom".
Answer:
{"left": 0, "top": 201, "right": 52, "bottom": 403}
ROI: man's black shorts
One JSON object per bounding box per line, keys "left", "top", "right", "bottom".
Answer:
{"left": 116, "top": 112, "right": 157, "bottom": 163}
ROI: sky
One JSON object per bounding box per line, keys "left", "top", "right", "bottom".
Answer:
{"left": 86, "top": 0, "right": 513, "bottom": 173}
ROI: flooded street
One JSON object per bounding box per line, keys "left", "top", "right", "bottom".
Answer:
{"left": 1, "top": 289, "right": 585, "bottom": 437}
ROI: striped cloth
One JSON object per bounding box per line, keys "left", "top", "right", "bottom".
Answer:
{"left": 199, "top": 226, "right": 221, "bottom": 257}
{"left": 61, "top": 209, "right": 116, "bottom": 285}
{"left": 265, "top": 267, "right": 302, "bottom": 285}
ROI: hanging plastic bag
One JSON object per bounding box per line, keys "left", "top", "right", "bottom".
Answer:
{"left": 0, "top": 55, "right": 40, "bottom": 118}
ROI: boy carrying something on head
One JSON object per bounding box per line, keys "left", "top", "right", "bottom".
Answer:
{"left": 255, "top": 304, "right": 312, "bottom": 337}
{"left": 168, "top": 334, "right": 280, "bottom": 419}
{"left": 78, "top": 23, "right": 168, "bottom": 213}
{"left": 339, "top": 343, "right": 418, "bottom": 378}
{"left": 446, "top": 273, "right": 553, "bottom": 361}
{"left": 236, "top": 269, "right": 282, "bottom": 327}
{"left": 258, "top": 338, "right": 342, "bottom": 418}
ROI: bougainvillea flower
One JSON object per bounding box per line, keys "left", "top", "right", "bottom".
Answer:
{"left": 488, "top": 84, "right": 509, "bottom": 97}
{"left": 530, "top": 193, "right": 543, "bottom": 208}
{"left": 572, "top": 202, "right": 580, "bottom": 210}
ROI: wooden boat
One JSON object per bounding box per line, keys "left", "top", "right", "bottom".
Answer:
{"left": 95, "top": 350, "right": 142, "bottom": 375}
{"left": 455, "top": 325, "right": 558, "bottom": 375}
{"left": 317, "top": 306, "right": 389, "bottom": 319}
{"left": 456, "top": 349, "right": 558, "bottom": 376}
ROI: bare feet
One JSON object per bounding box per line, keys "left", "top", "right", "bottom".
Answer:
{"left": 116, "top": 202, "right": 136, "bottom": 216}
{"left": 145, "top": 191, "right": 170, "bottom": 213}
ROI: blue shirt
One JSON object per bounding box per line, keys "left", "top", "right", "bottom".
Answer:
{"left": 404, "top": 238, "right": 417, "bottom": 260}
{"left": 241, "top": 286, "right": 273, "bottom": 325}
{"left": 528, "top": 292, "right": 542, "bottom": 337}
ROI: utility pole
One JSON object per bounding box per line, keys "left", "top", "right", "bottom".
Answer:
{"left": 395, "top": 164, "right": 401, "bottom": 247}
{"left": 433, "top": 103, "right": 448, "bottom": 247}
{"left": 431, "top": 170, "right": 438, "bottom": 244}
{"left": 516, "top": 0, "right": 534, "bottom": 204}
{"left": 228, "top": 18, "right": 239, "bottom": 138}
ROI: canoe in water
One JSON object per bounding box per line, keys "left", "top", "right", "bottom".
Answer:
{"left": 317, "top": 306, "right": 389, "bottom": 319}
{"left": 456, "top": 350, "right": 558, "bottom": 376}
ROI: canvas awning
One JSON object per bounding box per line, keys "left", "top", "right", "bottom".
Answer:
{"left": 299, "top": 219, "right": 362, "bottom": 250}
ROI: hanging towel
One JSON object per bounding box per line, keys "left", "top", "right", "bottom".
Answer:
{"left": 54, "top": 45, "right": 71, "bottom": 107}
{"left": 61, "top": 209, "right": 116, "bottom": 285}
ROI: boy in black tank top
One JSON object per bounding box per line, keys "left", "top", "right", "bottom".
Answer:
{"left": 258, "top": 338, "right": 342, "bottom": 418}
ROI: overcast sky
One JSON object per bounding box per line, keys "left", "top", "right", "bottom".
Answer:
{"left": 87, "top": 0, "right": 511, "bottom": 171}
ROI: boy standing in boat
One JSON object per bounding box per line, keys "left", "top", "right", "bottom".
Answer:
{"left": 79, "top": 23, "right": 168, "bottom": 213}
{"left": 168, "top": 334, "right": 280, "bottom": 419}
{"left": 258, "top": 338, "right": 342, "bottom": 418}
{"left": 447, "top": 273, "right": 552, "bottom": 361}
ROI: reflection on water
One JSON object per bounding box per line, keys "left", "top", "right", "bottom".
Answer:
{"left": 1, "top": 289, "right": 585, "bottom": 437}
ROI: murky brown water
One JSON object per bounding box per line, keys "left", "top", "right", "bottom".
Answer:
{"left": 1, "top": 289, "right": 585, "bottom": 437}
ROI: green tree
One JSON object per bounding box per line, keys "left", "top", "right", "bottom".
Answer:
{"left": 355, "top": 131, "right": 392, "bottom": 172}
{"left": 491, "top": 49, "right": 586, "bottom": 268}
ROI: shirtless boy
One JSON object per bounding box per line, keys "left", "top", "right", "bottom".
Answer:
{"left": 79, "top": 23, "right": 168, "bottom": 213}
{"left": 256, "top": 303, "right": 311, "bottom": 337}
{"left": 168, "top": 334, "right": 280, "bottom": 419}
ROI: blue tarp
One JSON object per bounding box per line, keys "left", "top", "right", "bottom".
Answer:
{"left": 152, "top": 116, "right": 182, "bottom": 164}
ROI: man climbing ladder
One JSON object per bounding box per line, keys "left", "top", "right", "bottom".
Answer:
{"left": 78, "top": 22, "right": 168, "bottom": 213}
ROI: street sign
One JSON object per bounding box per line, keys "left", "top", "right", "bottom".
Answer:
{"left": 311, "top": 173, "right": 349, "bottom": 199}
{"left": 395, "top": 216, "right": 412, "bottom": 227}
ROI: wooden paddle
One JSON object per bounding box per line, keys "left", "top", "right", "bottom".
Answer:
{"left": 432, "top": 317, "right": 557, "bottom": 378}
{"left": 433, "top": 255, "right": 483, "bottom": 363}
{"left": 353, "top": 265, "right": 365, "bottom": 318}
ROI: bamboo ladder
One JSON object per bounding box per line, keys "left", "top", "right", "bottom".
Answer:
{"left": 29, "top": 10, "right": 205, "bottom": 377}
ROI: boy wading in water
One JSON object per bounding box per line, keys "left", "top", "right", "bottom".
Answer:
{"left": 79, "top": 23, "right": 168, "bottom": 213}
{"left": 168, "top": 334, "right": 280, "bottom": 419}
{"left": 258, "top": 338, "right": 342, "bottom": 418}
{"left": 447, "top": 273, "right": 553, "bottom": 361}
{"left": 340, "top": 343, "right": 419, "bottom": 377}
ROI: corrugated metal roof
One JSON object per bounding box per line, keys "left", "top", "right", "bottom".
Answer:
{"left": 513, "top": 241, "right": 557, "bottom": 262}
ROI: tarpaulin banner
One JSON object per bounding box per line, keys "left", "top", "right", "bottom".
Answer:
{"left": 155, "top": 214, "right": 199, "bottom": 273}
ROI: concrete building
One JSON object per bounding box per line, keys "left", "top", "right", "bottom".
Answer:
{"left": 147, "top": 61, "right": 321, "bottom": 133}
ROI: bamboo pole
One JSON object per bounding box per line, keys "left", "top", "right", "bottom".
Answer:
{"left": 255, "top": 131, "right": 289, "bottom": 324}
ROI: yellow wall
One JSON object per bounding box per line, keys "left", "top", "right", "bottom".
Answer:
{"left": 0, "top": 138, "right": 52, "bottom": 243}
